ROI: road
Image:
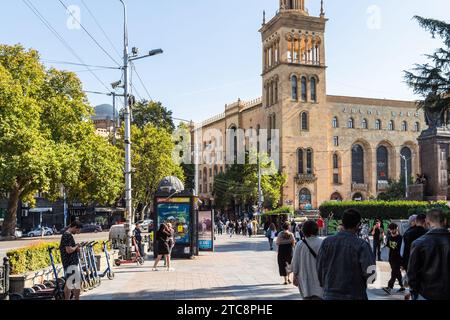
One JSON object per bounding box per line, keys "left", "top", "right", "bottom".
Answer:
{"left": 0, "top": 232, "right": 109, "bottom": 259}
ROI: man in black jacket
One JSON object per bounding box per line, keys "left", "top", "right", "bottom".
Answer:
{"left": 408, "top": 209, "right": 450, "bottom": 300}
{"left": 402, "top": 214, "right": 427, "bottom": 271}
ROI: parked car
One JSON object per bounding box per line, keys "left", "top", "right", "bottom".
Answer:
{"left": 28, "top": 227, "right": 53, "bottom": 237}
{"left": 81, "top": 224, "right": 102, "bottom": 234}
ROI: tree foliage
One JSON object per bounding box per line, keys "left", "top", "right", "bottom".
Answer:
{"left": 132, "top": 100, "right": 175, "bottom": 133}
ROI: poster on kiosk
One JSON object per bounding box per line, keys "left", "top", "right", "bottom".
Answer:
{"left": 198, "top": 210, "right": 214, "bottom": 251}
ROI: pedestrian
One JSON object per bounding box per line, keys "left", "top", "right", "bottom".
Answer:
{"left": 242, "top": 220, "right": 248, "bottom": 236}
{"left": 59, "top": 221, "right": 83, "bottom": 300}
{"left": 236, "top": 220, "right": 240, "bottom": 235}
{"left": 266, "top": 223, "right": 277, "bottom": 250}
{"left": 247, "top": 220, "right": 253, "bottom": 238}
{"left": 317, "top": 216, "right": 325, "bottom": 236}
{"left": 294, "top": 222, "right": 303, "bottom": 243}
{"left": 228, "top": 220, "right": 235, "bottom": 238}
{"left": 317, "top": 209, "right": 376, "bottom": 300}
{"left": 218, "top": 220, "right": 224, "bottom": 235}
{"left": 134, "top": 223, "right": 143, "bottom": 257}
{"left": 164, "top": 223, "right": 175, "bottom": 269}
{"left": 383, "top": 223, "right": 405, "bottom": 295}
{"left": 407, "top": 209, "right": 450, "bottom": 300}
{"left": 401, "top": 214, "right": 427, "bottom": 272}
{"left": 371, "top": 219, "right": 384, "bottom": 261}
{"left": 152, "top": 224, "right": 172, "bottom": 272}
{"left": 276, "top": 222, "right": 296, "bottom": 285}
{"left": 292, "top": 220, "right": 324, "bottom": 300}
{"left": 252, "top": 218, "right": 259, "bottom": 236}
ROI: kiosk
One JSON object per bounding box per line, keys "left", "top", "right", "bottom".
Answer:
{"left": 153, "top": 177, "right": 198, "bottom": 259}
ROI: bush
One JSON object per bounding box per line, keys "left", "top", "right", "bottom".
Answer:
{"left": 7, "top": 241, "right": 106, "bottom": 275}
{"left": 319, "top": 200, "right": 450, "bottom": 220}
{"left": 263, "top": 206, "right": 294, "bottom": 215}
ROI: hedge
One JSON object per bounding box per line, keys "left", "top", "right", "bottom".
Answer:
{"left": 319, "top": 200, "right": 450, "bottom": 220}
{"left": 263, "top": 206, "right": 294, "bottom": 216}
{"left": 7, "top": 241, "right": 106, "bottom": 275}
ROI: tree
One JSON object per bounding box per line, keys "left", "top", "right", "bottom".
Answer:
{"left": 377, "top": 177, "right": 414, "bottom": 201}
{"left": 0, "top": 45, "right": 123, "bottom": 237}
{"left": 404, "top": 16, "right": 450, "bottom": 126}
{"left": 132, "top": 100, "right": 175, "bottom": 133}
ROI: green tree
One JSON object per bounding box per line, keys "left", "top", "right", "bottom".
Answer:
{"left": 377, "top": 177, "right": 414, "bottom": 201}
{"left": 404, "top": 16, "right": 450, "bottom": 124}
{"left": 0, "top": 45, "right": 123, "bottom": 237}
{"left": 132, "top": 100, "right": 175, "bottom": 133}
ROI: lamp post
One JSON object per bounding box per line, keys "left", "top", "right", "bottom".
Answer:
{"left": 119, "top": 0, "right": 163, "bottom": 257}
{"left": 401, "top": 155, "right": 411, "bottom": 199}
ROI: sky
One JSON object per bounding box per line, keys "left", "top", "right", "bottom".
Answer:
{"left": 1, "top": 0, "right": 449, "bottom": 124}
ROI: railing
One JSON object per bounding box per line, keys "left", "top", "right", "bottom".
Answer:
{"left": 201, "top": 113, "right": 226, "bottom": 127}
{"left": 352, "top": 183, "right": 369, "bottom": 192}
{"left": 295, "top": 173, "right": 317, "bottom": 184}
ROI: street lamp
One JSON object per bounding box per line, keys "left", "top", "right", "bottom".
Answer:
{"left": 401, "top": 155, "right": 411, "bottom": 199}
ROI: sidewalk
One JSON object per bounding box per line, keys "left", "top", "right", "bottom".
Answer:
{"left": 82, "top": 234, "right": 405, "bottom": 300}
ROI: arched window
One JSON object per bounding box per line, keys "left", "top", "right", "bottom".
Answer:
{"left": 388, "top": 120, "right": 395, "bottom": 131}
{"left": 377, "top": 146, "right": 389, "bottom": 181}
{"left": 333, "top": 154, "right": 339, "bottom": 169}
{"left": 306, "top": 149, "right": 313, "bottom": 174}
{"left": 333, "top": 153, "right": 340, "bottom": 184}
{"left": 414, "top": 122, "right": 420, "bottom": 132}
{"left": 274, "top": 81, "right": 278, "bottom": 103}
{"left": 291, "top": 75, "right": 298, "bottom": 100}
{"left": 301, "top": 112, "right": 309, "bottom": 131}
{"left": 375, "top": 119, "right": 382, "bottom": 130}
{"left": 214, "top": 165, "right": 218, "bottom": 177}
{"left": 203, "top": 168, "right": 208, "bottom": 182}
{"left": 331, "top": 192, "right": 343, "bottom": 201}
{"left": 310, "top": 77, "right": 317, "bottom": 102}
{"left": 297, "top": 149, "right": 304, "bottom": 174}
{"left": 332, "top": 117, "right": 339, "bottom": 128}
{"left": 352, "top": 144, "right": 365, "bottom": 184}
{"left": 400, "top": 147, "right": 413, "bottom": 180}
{"left": 352, "top": 193, "right": 364, "bottom": 201}
{"left": 301, "top": 76, "right": 307, "bottom": 102}
{"left": 402, "top": 121, "right": 408, "bottom": 132}
{"left": 348, "top": 118, "right": 354, "bottom": 129}
{"left": 362, "top": 118, "right": 368, "bottom": 129}
{"left": 299, "top": 188, "right": 312, "bottom": 208}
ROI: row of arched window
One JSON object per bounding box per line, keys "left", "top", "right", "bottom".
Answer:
{"left": 291, "top": 75, "right": 317, "bottom": 103}
{"left": 263, "top": 39, "right": 280, "bottom": 70}
{"left": 333, "top": 117, "right": 421, "bottom": 132}
{"left": 286, "top": 34, "right": 321, "bottom": 66}
{"left": 297, "top": 148, "right": 313, "bottom": 175}
{"left": 265, "top": 79, "right": 279, "bottom": 107}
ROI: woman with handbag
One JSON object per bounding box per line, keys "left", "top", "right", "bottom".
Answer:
{"left": 292, "top": 220, "right": 324, "bottom": 300}
{"left": 266, "top": 223, "right": 277, "bottom": 250}
{"left": 276, "top": 222, "right": 296, "bottom": 285}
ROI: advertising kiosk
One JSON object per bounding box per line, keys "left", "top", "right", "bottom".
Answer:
{"left": 153, "top": 177, "right": 198, "bottom": 259}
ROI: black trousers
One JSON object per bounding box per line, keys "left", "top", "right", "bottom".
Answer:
{"left": 388, "top": 260, "right": 403, "bottom": 289}
{"left": 373, "top": 241, "right": 382, "bottom": 261}
{"left": 268, "top": 238, "right": 274, "bottom": 249}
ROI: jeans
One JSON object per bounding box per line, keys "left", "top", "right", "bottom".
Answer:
{"left": 373, "top": 241, "right": 382, "bottom": 261}
{"left": 268, "top": 238, "right": 274, "bottom": 250}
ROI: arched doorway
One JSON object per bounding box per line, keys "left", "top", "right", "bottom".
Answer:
{"left": 352, "top": 193, "right": 364, "bottom": 201}
{"left": 330, "top": 192, "right": 343, "bottom": 201}
{"left": 299, "top": 188, "right": 312, "bottom": 209}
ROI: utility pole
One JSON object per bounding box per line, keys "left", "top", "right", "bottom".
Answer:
{"left": 401, "top": 155, "right": 410, "bottom": 199}
{"left": 119, "top": 0, "right": 163, "bottom": 258}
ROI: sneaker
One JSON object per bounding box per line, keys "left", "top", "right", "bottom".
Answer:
{"left": 383, "top": 287, "right": 392, "bottom": 295}
{"left": 152, "top": 268, "right": 159, "bottom": 272}
{"left": 398, "top": 287, "right": 406, "bottom": 293}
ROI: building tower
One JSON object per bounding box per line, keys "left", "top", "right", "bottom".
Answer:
{"left": 260, "top": 0, "right": 329, "bottom": 209}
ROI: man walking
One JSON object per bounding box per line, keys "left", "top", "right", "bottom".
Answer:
{"left": 402, "top": 214, "right": 427, "bottom": 272}
{"left": 59, "top": 221, "right": 83, "bottom": 300}
{"left": 371, "top": 219, "right": 384, "bottom": 261}
{"left": 408, "top": 209, "right": 450, "bottom": 300}
{"left": 383, "top": 223, "right": 405, "bottom": 294}
{"left": 317, "top": 209, "right": 376, "bottom": 300}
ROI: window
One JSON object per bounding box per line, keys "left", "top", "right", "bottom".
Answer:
{"left": 301, "top": 77, "right": 307, "bottom": 102}
{"left": 306, "top": 149, "right": 313, "bottom": 174}
{"left": 301, "top": 112, "right": 309, "bottom": 131}
{"left": 352, "top": 144, "right": 364, "bottom": 184}
{"left": 331, "top": 192, "right": 343, "bottom": 201}
{"left": 402, "top": 121, "right": 408, "bottom": 132}
{"left": 388, "top": 121, "right": 395, "bottom": 131}
{"left": 274, "top": 81, "right": 278, "bottom": 104}
{"left": 400, "top": 147, "right": 412, "bottom": 180}
{"left": 199, "top": 185, "right": 202, "bottom": 194}
{"left": 333, "top": 136, "right": 339, "bottom": 147}
{"left": 209, "top": 168, "right": 212, "bottom": 177}
{"left": 377, "top": 146, "right": 389, "bottom": 181}
{"left": 333, "top": 154, "right": 339, "bottom": 169}
{"left": 333, "top": 153, "right": 340, "bottom": 184}
{"left": 362, "top": 119, "right": 368, "bottom": 129}
{"left": 299, "top": 188, "right": 312, "bottom": 208}
{"left": 310, "top": 77, "right": 317, "bottom": 102}
{"left": 375, "top": 119, "right": 382, "bottom": 130}
{"left": 298, "top": 149, "right": 304, "bottom": 174}
{"left": 332, "top": 117, "right": 339, "bottom": 128}
{"left": 291, "top": 75, "right": 298, "bottom": 100}
{"left": 348, "top": 118, "right": 354, "bottom": 129}
{"left": 333, "top": 174, "right": 340, "bottom": 185}
{"left": 414, "top": 122, "right": 420, "bottom": 132}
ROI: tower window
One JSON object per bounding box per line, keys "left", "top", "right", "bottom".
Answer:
{"left": 301, "top": 76, "right": 307, "bottom": 102}
{"left": 300, "top": 112, "right": 309, "bottom": 131}
{"left": 291, "top": 75, "right": 298, "bottom": 100}
{"left": 310, "top": 77, "right": 317, "bottom": 102}
{"left": 332, "top": 117, "right": 339, "bottom": 128}
{"left": 333, "top": 136, "right": 339, "bottom": 147}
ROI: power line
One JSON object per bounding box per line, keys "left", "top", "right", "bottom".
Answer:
{"left": 58, "top": 0, "right": 121, "bottom": 67}
{"left": 41, "top": 59, "right": 120, "bottom": 70}
{"left": 22, "top": 0, "right": 110, "bottom": 91}
{"left": 80, "top": 0, "right": 122, "bottom": 59}
{"left": 131, "top": 62, "right": 153, "bottom": 101}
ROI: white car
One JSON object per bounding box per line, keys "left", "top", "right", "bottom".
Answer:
{"left": 27, "top": 227, "right": 53, "bottom": 237}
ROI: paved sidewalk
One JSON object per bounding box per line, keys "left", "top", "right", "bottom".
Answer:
{"left": 82, "top": 234, "right": 405, "bottom": 300}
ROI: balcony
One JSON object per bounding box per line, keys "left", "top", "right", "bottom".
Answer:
{"left": 295, "top": 173, "right": 317, "bottom": 184}
{"left": 352, "top": 183, "right": 369, "bottom": 192}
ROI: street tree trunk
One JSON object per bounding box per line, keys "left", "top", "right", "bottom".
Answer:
{"left": 1, "top": 183, "right": 20, "bottom": 238}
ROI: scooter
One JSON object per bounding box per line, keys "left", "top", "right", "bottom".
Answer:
{"left": 76, "top": 246, "right": 90, "bottom": 292}
{"left": 86, "top": 241, "right": 101, "bottom": 287}
{"left": 98, "top": 241, "right": 115, "bottom": 280}
{"left": 114, "top": 237, "right": 145, "bottom": 267}
{"left": 79, "top": 242, "right": 95, "bottom": 290}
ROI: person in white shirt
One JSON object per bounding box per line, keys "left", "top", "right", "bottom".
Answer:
{"left": 292, "top": 220, "right": 324, "bottom": 300}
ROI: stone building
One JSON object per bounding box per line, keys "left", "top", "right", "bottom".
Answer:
{"left": 196, "top": 0, "right": 426, "bottom": 210}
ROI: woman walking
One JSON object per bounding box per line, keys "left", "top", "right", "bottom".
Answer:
{"left": 266, "top": 223, "right": 277, "bottom": 250}
{"left": 276, "top": 222, "right": 296, "bottom": 285}
{"left": 152, "top": 224, "right": 172, "bottom": 271}
{"left": 163, "top": 222, "right": 175, "bottom": 270}
{"left": 292, "top": 220, "right": 324, "bottom": 300}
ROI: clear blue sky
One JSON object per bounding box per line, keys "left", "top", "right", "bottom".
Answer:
{"left": 1, "top": 0, "right": 449, "bottom": 123}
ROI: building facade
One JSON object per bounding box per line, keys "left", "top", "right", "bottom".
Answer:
{"left": 197, "top": 0, "right": 426, "bottom": 210}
